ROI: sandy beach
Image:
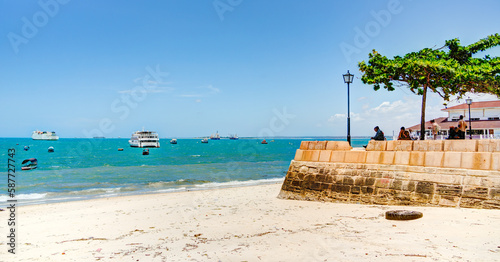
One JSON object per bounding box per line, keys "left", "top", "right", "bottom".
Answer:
{"left": 2, "top": 181, "right": 500, "bottom": 261}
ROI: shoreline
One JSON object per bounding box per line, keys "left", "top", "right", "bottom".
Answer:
{"left": 1, "top": 183, "right": 500, "bottom": 261}
{"left": 3, "top": 177, "right": 287, "bottom": 208}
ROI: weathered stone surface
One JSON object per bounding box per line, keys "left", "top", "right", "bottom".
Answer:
{"left": 365, "top": 151, "right": 381, "bottom": 164}
{"left": 366, "top": 141, "right": 387, "bottom": 151}
{"left": 483, "top": 200, "right": 500, "bottom": 209}
{"left": 416, "top": 181, "right": 435, "bottom": 194}
{"left": 307, "top": 141, "right": 317, "bottom": 150}
{"left": 330, "top": 151, "right": 346, "bottom": 163}
{"left": 409, "top": 151, "right": 425, "bottom": 166}
{"left": 461, "top": 152, "right": 491, "bottom": 170}
{"left": 444, "top": 140, "right": 477, "bottom": 152}
{"left": 390, "top": 179, "right": 403, "bottom": 190}
{"left": 424, "top": 152, "right": 444, "bottom": 167}
{"left": 491, "top": 152, "right": 500, "bottom": 170}
{"left": 343, "top": 176, "right": 354, "bottom": 185}
{"left": 375, "top": 178, "right": 392, "bottom": 188}
{"left": 351, "top": 186, "right": 361, "bottom": 194}
{"left": 413, "top": 140, "right": 444, "bottom": 151}
{"left": 439, "top": 195, "right": 459, "bottom": 207}
{"left": 490, "top": 188, "right": 500, "bottom": 200}
{"left": 294, "top": 149, "right": 304, "bottom": 161}
{"left": 344, "top": 151, "right": 366, "bottom": 163}
{"left": 460, "top": 198, "right": 483, "bottom": 208}
{"left": 477, "top": 140, "right": 500, "bottom": 152}
{"left": 462, "top": 186, "right": 489, "bottom": 199}
{"left": 302, "top": 150, "right": 320, "bottom": 162}
{"left": 380, "top": 151, "right": 395, "bottom": 165}
{"left": 318, "top": 150, "right": 332, "bottom": 162}
{"left": 386, "top": 141, "right": 396, "bottom": 151}
{"left": 443, "top": 152, "right": 462, "bottom": 168}
{"left": 436, "top": 184, "right": 462, "bottom": 196}
{"left": 412, "top": 193, "right": 432, "bottom": 203}
{"left": 326, "top": 141, "right": 351, "bottom": 151}
{"left": 395, "top": 140, "right": 414, "bottom": 151}
{"left": 394, "top": 151, "right": 411, "bottom": 165}
{"left": 281, "top": 138, "right": 500, "bottom": 209}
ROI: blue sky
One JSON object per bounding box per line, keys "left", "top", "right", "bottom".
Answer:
{"left": 1, "top": 0, "right": 499, "bottom": 138}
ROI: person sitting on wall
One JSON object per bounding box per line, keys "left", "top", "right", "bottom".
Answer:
{"left": 371, "top": 126, "right": 385, "bottom": 141}
{"left": 447, "top": 126, "right": 456, "bottom": 139}
{"left": 398, "top": 126, "right": 411, "bottom": 140}
{"left": 457, "top": 115, "right": 467, "bottom": 139}
{"left": 430, "top": 119, "right": 441, "bottom": 140}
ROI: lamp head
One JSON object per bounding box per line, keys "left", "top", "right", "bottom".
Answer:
{"left": 343, "top": 70, "right": 354, "bottom": 84}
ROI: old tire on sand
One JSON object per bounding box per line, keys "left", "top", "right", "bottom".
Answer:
{"left": 385, "top": 210, "right": 423, "bottom": 221}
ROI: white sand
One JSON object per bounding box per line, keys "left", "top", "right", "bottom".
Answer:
{"left": 2, "top": 182, "right": 500, "bottom": 261}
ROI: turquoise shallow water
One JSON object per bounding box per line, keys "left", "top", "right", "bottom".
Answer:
{"left": 1, "top": 137, "right": 370, "bottom": 206}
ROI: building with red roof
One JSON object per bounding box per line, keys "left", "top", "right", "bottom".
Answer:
{"left": 407, "top": 100, "right": 500, "bottom": 139}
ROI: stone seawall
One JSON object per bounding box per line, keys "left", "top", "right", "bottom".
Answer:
{"left": 278, "top": 140, "right": 500, "bottom": 209}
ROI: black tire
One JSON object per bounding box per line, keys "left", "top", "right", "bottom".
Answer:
{"left": 385, "top": 210, "right": 423, "bottom": 221}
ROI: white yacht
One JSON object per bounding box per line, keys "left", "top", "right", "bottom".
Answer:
{"left": 128, "top": 131, "right": 160, "bottom": 148}
{"left": 32, "top": 130, "right": 59, "bottom": 140}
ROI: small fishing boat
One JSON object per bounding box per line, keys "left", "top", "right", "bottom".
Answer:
{"left": 118, "top": 148, "right": 124, "bottom": 151}
{"left": 48, "top": 146, "right": 55, "bottom": 152}
{"left": 170, "top": 139, "right": 178, "bottom": 144}
{"left": 261, "top": 139, "right": 268, "bottom": 144}
{"left": 142, "top": 149, "right": 149, "bottom": 155}
{"left": 24, "top": 146, "right": 30, "bottom": 151}
{"left": 21, "top": 158, "right": 38, "bottom": 171}
{"left": 229, "top": 134, "right": 239, "bottom": 140}
{"left": 201, "top": 138, "right": 208, "bottom": 143}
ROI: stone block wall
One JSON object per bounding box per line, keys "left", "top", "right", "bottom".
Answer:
{"left": 278, "top": 140, "right": 500, "bottom": 209}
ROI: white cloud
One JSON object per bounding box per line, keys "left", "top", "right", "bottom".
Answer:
{"left": 328, "top": 112, "right": 363, "bottom": 123}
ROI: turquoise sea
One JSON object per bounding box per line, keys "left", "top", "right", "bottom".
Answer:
{"left": 1, "top": 137, "right": 370, "bottom": 206}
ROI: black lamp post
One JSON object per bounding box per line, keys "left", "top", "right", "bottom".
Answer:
{"left": 343, "top": 70, "right": 354, "bottom": 146}
{"left": 466, "top": 98, "right": 472, "bottom": 139}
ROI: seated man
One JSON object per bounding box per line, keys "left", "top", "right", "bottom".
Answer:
{"left": 398, "top": 127, "right": 411, "bottom": 140}
{"left": 371, "top": 126, "right": 385, "bottom": 141}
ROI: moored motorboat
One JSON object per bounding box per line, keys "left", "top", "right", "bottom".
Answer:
{"left": 201, "top": 138, "right": 208, "bottom": 143}
{"left": 170, "top": 139, "right": 177, "bottom": 144}
{"left": 21, "top": 158, "right": 38, "bottom": 170}
{"left": 261, "top": 139, "right": 268, "bottom": 144}
{"left": 142, "top": 149, "right": 149, "bottom": 155}
{"left": 48, "top": 146, "right": 55, "bottom": 152}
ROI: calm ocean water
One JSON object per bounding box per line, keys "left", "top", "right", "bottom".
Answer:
{"left": 1, "top": 137, "right": 370, "bottom": 206}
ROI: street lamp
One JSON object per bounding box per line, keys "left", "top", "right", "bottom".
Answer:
{"left": 466, "top": 98, "right": 472, "bottom": 139}
{"left": 343, "top": 70, "right": 354, "bottom": 146}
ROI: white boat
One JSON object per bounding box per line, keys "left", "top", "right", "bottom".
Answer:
{"left": 32, "top": 130, "right": 59, "bottom": 140}
{"left": 170, "top": 139, "right": 177, "bottom": 144}
{"left": 128, "top": 131, "right": 160, "bottom": 148}
{"left": 229, "top": 134, "right": 239, "bottom": 140}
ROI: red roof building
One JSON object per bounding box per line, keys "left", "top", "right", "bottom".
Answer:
{"left": 408, "top": 100, "right": 500, "bottom": 139}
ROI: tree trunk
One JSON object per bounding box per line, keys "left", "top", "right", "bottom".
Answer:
{"left": 420, "top": 85, "right": 427, "bottom": 140}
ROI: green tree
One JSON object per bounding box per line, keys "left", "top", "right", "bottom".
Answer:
{"left": 358, "top": 34, "right": 500, "bottom": 140}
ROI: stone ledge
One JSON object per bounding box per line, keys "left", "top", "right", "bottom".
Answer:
{"left": 279, "top": 160, "right": 500, "bottom": 209}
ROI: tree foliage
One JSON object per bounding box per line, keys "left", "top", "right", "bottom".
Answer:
{"left": 358, "top": 34, "right": 500, "bottom": 139}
